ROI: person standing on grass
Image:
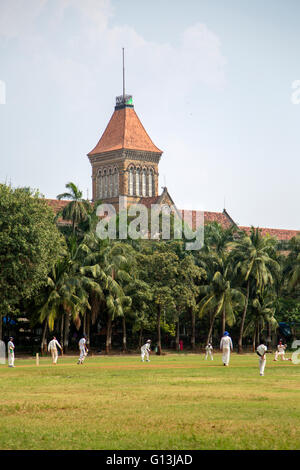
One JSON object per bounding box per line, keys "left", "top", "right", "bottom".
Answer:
{"left": 256, "top": 341, "right": 267, "bottom": 376}
{"left": 220, "top": 331, "right": 233, "bottom": 366}
{"left": 77, "top": 334, "right": 88, "bottom": 364}
{"left": 274, "top": 340, "right": 290, "bottom": 361}
{"left": 7, "top": 337, "right": 15, "bottom": 368}
{"left": 205, "top": 342, "right": 214, "bottom": 360}
{"left": 141, "top": 339, "right": 151, "bottom": 362}
{"left": 48, "top": 336, "right": 63, "bottom": 365}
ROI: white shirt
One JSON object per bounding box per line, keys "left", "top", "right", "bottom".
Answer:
{"left": 257, "top": 344, "right": 267, "bottom": 357}
{"left": 79, "top": 338, "right": 86, "bottom": 349}
{"left": 220, "top": 336, "right": 233, "bottom": 350}
{"left": 277, "top": 344, "right": 286, "bottom": 353}
{"left": 48, "top": 339, "right": 62, "bottom": 351}
{"left": 141, "top": 342, "right": 151, "bottom": 352}
{"left": 7, "top": 341, "right": 14, "bottom": 353}
{"left": 206, "top": 344, "right": 213, "bottom": 351}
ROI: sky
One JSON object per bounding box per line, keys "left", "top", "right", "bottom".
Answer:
{"left": 0, "top": 0, "right": 300, "bottom": 230}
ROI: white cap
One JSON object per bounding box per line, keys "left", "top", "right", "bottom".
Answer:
{"left": 147, "top": 339, "right": 151, "bottom": 343}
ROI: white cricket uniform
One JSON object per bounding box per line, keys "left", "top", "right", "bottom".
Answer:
{"left": 205, "top": 344, "right": 213, "bottom": 360}
{"left": 48, "top": 339, "right": 62, "bottom": 364}
{"left": 78, "top": 338, "right": 87, "bottom": 364}
{"left": 274, "top": 344, "right": 287, "bottom": 361}
{"left": 220, "top": 336, "right": 233, "bottom": 366}
{"left": 141, "top": 342, "right": 151, "bottom": 362}
{"left": 257, "top": 344, "right": 267, "bottom": 375}
{"left": 7, "top": 341, "right": 15, "bottom": 367}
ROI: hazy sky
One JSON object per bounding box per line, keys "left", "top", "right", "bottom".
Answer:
{"left": 1, "top": 0, "right": 300, "bottom": 229}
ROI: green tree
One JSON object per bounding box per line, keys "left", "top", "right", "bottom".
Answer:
{"left": 56, "top": 182, "right": 91, "bottom": 234}
{"left": 0, "top": 185, "right": 63, "bottom": 339}
{"left": 229, "top": 227, "right": 280, "bottom": 352}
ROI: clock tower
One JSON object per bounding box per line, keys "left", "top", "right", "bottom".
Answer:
{"left": 87, "top": 94, "right": 163, "bottom": 211}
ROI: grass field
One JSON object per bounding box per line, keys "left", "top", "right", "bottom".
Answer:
{"left": 0, "top": 352, "right": 299, "bottom": 450}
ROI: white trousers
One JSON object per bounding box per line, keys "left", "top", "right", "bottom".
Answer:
{"left": 79, "top": 347, "right": 86, "bottom": 363}
{"left": 275, "top": 351, "right": 287, "bottom": 360}
{"left": 222, "top": 348, "right": 230, "bottom": 365}
{"left": 8, "top": 352, "right": 14, "bottom": 367}
{"left": 205, "top": 350, "right": 213, "bottom": 360}
{"left": 259, "top": 357, "right": 266, "bottom": 375}
{"left": 141, "top": 350, "right": 149, "bottom": 361}
{"left": 50, "top": 348, "right": 58, "bottom": 363}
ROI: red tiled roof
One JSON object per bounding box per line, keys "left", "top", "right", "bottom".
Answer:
{"left": 204, "top": 211, "right": 233, "bottom": 229}
{"left": 138, "top": 196, "right": 160, "bottom": 208}
{"left": 88, "top": 107, "right": 162, "bottom": 156}
{"left": 45, "top": 199, "right": 299, "bottom": 241}
{"left": 239, "top": 226, "right": 299, "bottom": 241}
{"left": 46, "top": 199, "right": 69, "bottom": 212}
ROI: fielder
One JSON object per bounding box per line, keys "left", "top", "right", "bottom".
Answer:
{"left": 274, "top": 340, "right": 290, "bottom": 361}
{"left": 205, "top": 342, "right": 213, "bottom": 360}
{"left": 220, "top": 331, "right": 233, "bottom": 366}
{"left": 141, "top": 340, "right": 151, "bottom": 362}
{"left": 48, "top": 336, "right": 62, "bottom": 364}
{"left": 7, "top": 337, "right": 15, "bottom": 368}
{"left": 256, "top": 342, "right": 267, "bottom": 376}
{"left": 77, "top": 335, "right": 88, "bottom": 364}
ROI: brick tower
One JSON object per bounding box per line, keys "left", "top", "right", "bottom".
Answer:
{"left": 87, "top": 94, "right": 163, "bottom": 210}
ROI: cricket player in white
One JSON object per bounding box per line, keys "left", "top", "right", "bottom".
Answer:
{"left": 48, "top": 336, "right": 62, "bottom": 364}
{"left": 220, "top": 331, "right": 233, "bottom": 366}
{"left": 256, "top": 343, "right": 267, "bottom": 376}
{"left": 77, "top": 335, "right": 88, "bottom": 364}
{"left": 274, "top": 340, "right": 290, "bottom": 361}
{"left": 141, "top": 340, "right": 151, "bottom": 362}
{"left": 205, "top": 342, "right": 213, "bottom": 360}
{"left": 7, "top": 337, "right": 15, "bottom": 368}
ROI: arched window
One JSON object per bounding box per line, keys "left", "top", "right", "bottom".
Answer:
{"left": 99, "top": 173, "right": 102, "bottom": 199}
{"left": 142, "top": 169, "right": 146, "bottom": 196}
{"left": 148, "top": 169, "right": 154, "bottom": 197}
{"left": 103, "top": 169, "right": 108, "bottom": 198}
{"left": 129, "top": 167, "right": 134, "bottom": 196}
{"left": 114, "top": 168, "right": 119, "bottom": 197}
{"left": 109, "top": 168, "right": 113, "bottom": 197}
{"left": 135, "top": 168, "right": 140, "bottom": 196}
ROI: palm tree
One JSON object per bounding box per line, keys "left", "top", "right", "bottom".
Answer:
{"left": 56, "top": 182, "right": 91, "bottom": 234}
{"left": 229, "top": 227, "right": 280, "bottom": 352}
{"left": 244, "top": 293, "right": 278, "bottom": 351}
{"left": 38, "top": 258, "right": 89, "bottom": 352}
{"left": 198, "top": 270, "right": 244, "bottom": 345}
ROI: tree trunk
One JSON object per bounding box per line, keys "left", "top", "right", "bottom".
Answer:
{"left": 252, "top": 327, "right": 256, "bottom": 352}
{"left": 176, "top": 319, "right": 180, "bottom": 351}
{"left": 206, "top": 311, "right": 217, "bottom": 345}
{"left": 83, "top": 314, "right": 87, "bottom": 336}
{"left": 60, "top": 315, "right": 64, "bottom": 347}
{"left": 138, "top": 328, "right": 143, "bottom": 349}
{"left": 41, "top": 320, "right": 48, "bottom": 355}
{"left": 105, "top": 316, "right": 112, "bottom": 354}
{"left": 222, "top": 306, "right": 226, "bottom": 336}
{"left": 238, "top": 280, "right": 250, "bottom": 353}
{"left": 256, "top": 320, "right": 260, "bottom": 346}
{"left": 86, "top": 312, "right": 90, "bottom": 346}
{"left": 157, "top": 305, "right": 162, "bottom": 355}
{"left": 122, "top": 316, "right": 127, "bottom": 352}
{"left": 0, "top": 314, "right": 2, "bottom": 341}
{"left": 64, "top": 313, "right": 70, "bottom": 352}
{"left": 191, "top": 308, "right": 196, "bottom": 351}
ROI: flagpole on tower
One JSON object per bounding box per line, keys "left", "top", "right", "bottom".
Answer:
{"left": 122, "top": 47, "right": 125, "bottom": 101}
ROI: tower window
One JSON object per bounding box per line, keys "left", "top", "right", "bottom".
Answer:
{"left": 129, "top": 167, "right": 134, "bottom": 196}
{"left": 135, "top": 168, "right": 140, "bottom": 196}
{"left": 142, "top": 169, "right": 146, "bottom": 196}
